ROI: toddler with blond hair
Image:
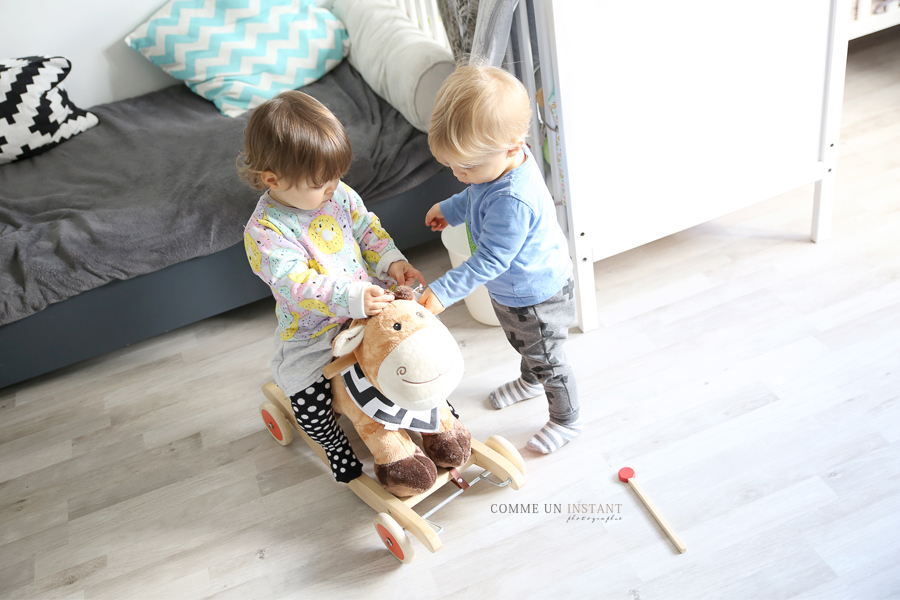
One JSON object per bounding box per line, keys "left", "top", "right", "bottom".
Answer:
{"left": 418, "top": 64, "right": 581, "bottom": 454}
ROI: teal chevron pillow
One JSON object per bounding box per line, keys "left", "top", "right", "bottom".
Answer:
{"left": 125, "top": 0, "right": 350, "bottom": 117}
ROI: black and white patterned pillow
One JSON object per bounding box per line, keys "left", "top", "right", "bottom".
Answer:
{"left": 0, "top": 56, "right": 99, "bottom": 165}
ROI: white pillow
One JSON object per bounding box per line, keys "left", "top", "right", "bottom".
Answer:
{"left": 332, "top": 0, "right": 455, "bottom": 132}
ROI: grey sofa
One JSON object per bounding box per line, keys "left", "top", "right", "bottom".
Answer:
{"left": 0, "top": 2, "right": 464, "bottom": 389}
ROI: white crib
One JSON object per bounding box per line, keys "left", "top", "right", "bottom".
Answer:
{"left": 394, "top": 0, "right": 896, "bottom": 333}
{"left": 517, "top": 0, "right": 857, "bottom": 331}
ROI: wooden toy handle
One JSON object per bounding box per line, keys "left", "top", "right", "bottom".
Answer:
{"left": 627, "top": 478, "right": 687, "bottom": 553}
{"left": 322, "top": 354, "right": 357, "bottom": 380}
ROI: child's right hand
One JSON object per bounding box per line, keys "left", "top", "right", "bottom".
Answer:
{"left": 364, "top": 285, "right": 395, "bottom": 316}
{"left": 425, "top": 203, "right": 448, "bottom": 231}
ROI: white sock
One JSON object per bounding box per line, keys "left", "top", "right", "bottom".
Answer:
{"left": 526, "top": 419, "right": 583, "bottom": 454}
{"left": 490, "top": 377, "right": 544, "bottom": 409}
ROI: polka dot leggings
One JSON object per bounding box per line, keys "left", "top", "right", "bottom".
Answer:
{"left": 290, "top": 375, "right": 363, "bottom": 483}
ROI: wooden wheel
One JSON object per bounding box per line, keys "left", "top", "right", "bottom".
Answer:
{"left": 485, "top": 435, "right": 526, "bottom": 476}
{"left": 260, "top": 401, "right": 293, "bottom": 446}
{"left": 374, "top": 513, "right": 415, "bottom": 564}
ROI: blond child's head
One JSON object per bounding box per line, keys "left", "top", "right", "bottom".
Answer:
{"left": 428, "top": 64, "right": 531, "bottom": 181}
{"left": 238, "top": 91, "right": 351, "bottom": 207}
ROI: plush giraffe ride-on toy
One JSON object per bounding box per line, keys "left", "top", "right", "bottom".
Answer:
{"left": 259, "top": 286, "right": 526, "bottom": 562}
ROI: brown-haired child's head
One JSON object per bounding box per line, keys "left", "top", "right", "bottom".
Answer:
{"left": 428, "top": 63, "right": 531, "bottom": 170}
{"left": 238, "top": 90, "right": 352, "bottom": 193}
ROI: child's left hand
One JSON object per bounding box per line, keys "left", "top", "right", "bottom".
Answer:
{"left": 388, "top": 260, "right": 426, "bottom": 287}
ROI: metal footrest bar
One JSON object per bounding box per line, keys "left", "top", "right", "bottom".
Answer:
{"left": 419, "top": 469, "right": 513, "bottom": 535}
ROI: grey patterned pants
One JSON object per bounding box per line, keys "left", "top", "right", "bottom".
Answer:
{"left": 490, "top": 278, "right": 579, "bottom": 425}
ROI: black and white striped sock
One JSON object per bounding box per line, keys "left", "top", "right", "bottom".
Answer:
{"left": 526, "top": 419, "right": 583, "bottom": 454}
{"left": 489, "top": 377, "right": 545, "bottom": 409}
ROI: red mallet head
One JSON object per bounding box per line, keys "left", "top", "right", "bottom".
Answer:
{"left": 618, "top": 467, "right": 635, "bottom": 482}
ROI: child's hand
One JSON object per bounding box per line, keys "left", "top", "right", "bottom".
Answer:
{"left": 425, "top": 203, "right": 448, "bottom": 231}
{"left": 417, "top": 288, "right": 445, "bottom": 315}
{"left": 388, "top": 260, "right": 426, "bottom": 287}
{"left": 364, "top": 285, "right": 395, "bottom": 316}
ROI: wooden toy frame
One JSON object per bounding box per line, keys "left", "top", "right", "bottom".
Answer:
{"left": 259, "top": 380, "right": 526, "bottom": 563}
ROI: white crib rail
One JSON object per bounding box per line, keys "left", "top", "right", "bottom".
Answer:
{"left": 391, "top": 0, "right": 451, "bottom": 49}
{"left": 513, "top": 1, "right": 544, "bottom": 181}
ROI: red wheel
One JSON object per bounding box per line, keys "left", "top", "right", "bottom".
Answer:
{"left": 260, "top": 401, "right": 293, "bottom": 446}
{"left": 374, "top": 513, "right": 414, "bottom": 563}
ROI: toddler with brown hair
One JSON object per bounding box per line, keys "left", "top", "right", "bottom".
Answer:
{"left": 240, "top": 90, "right": 423, "bottom": 481}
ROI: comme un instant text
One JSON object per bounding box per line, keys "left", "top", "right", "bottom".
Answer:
{"left": 490, "top": 503, "right": 623, "bottom": 514}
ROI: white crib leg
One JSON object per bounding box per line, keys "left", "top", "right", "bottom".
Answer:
{"left": 813, "top": 0, "right": 850, "bottom": 243}
{"left": 812, "top": 173, "right": 835, "bottom": 242}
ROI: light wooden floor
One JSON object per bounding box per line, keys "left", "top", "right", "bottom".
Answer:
{"left": 2, "top": 30, "right": 900, "bottom": 600}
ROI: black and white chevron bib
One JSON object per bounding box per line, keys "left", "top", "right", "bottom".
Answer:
{"left": 341, "top": 364, "right": 458, "bottom": 432}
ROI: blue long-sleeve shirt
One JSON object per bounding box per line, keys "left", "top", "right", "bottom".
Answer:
{"left": 430, "top": 146, "right": 572, "bottom": 308}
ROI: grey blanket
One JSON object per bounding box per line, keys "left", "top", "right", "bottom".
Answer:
{"left": 0, "top": 61, "right": 442, "bottom": 326}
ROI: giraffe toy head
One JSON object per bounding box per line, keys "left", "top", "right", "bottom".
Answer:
{"left": 331, "top": 286, "right": 464, "bottom": 411}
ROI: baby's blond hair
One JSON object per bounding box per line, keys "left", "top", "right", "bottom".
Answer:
{"left": 429, "top": 64, "right": 531, "bottom": 167}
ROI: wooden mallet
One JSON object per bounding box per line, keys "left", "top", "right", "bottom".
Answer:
{"left": 618, "top": 467, "right": 687, "bottom": 553}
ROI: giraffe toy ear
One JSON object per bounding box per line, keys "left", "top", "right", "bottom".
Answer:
{"left": 393, "top": 286, "right": 415, "bottom": 300}
{"left": 332, "top": 323, "right": 366, "bottom": 357}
